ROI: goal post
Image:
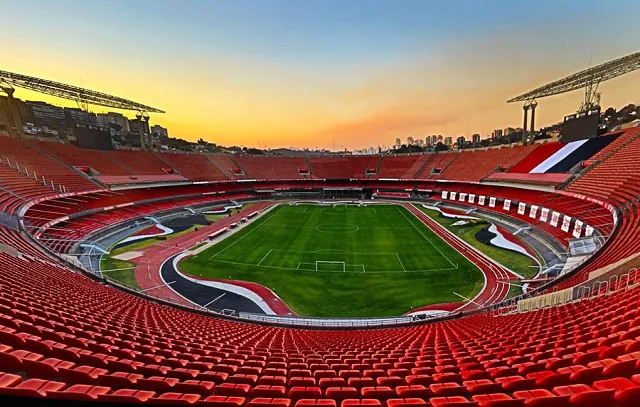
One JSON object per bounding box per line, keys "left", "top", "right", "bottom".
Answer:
{"left": 315, "top": 261, "right": 346, "bottom": 272}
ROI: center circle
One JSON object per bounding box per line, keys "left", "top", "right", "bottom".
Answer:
{"left": 315, "top": 224, "right": 359, "bottom": 233}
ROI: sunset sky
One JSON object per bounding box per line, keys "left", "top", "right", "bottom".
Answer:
{"left": 3, "top": 0, "right": 640, "bottom": 150}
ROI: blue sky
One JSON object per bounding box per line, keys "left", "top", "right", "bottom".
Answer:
{"left": 3, "top": 0, "right": 640, "bottom": 148}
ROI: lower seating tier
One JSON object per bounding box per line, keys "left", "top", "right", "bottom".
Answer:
{"left": 0, "top": 240, "right": 640, "bottom": 406}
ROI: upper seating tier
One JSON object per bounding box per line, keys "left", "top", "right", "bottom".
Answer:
{"left": 309, "top": 156, "right": 382, "bottom": 179}
{"left": 375, "top": 155, "right": 423, "bottom": 179}
{"left": 101, "top": 150, "right": 169, "bottom": 175}
{"left": 508, "top": 142, "right": 564, "bottom": 173}
{"left": 158, "top": 152, "right": 228, "bottom": 181}
{"left": 234, "top": 156, "right": 310, "bottom": 180}
{"left": 433, "top": 145, "right": 540, "bottom": 182}
{"left": 26, "top": 140, "right": 131, "bottom": 176}
{"left": 0, "top": 137, "right": 99, "bottom": 193}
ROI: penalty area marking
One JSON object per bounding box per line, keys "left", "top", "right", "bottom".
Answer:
{"left": 315, "top": 224, "right": 359, "bottom": 233}
{"left": 296, "top": 262, "right": 367, "bottom": 273}
{"left": 215, "top": 247, "right": 460, "bottom": 274}
{"left": 396, "top": 206, "right": 457, "bottom": 268}
{"left": 263, "top": 224, "right": 412, "bottom": 230}
{"left": 210, "top": 257, "right": 458, "bottom": 274}
{"left": 261, "top": 248, "right": 400, "bottom": 256}
{"left": 396, "top": 253, "right": 407, "bottom": 272}
{"left": 257, "top": 248, "right": 273, "bottom": 266}
{"left": 207, "top": 205, "right": 283, "bottom": 260}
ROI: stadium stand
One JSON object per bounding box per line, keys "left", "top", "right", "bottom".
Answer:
{"left": 158, "top": 152, "right": 228, "bottom": 182}
{"left": 101, "top": 150, "right": 169, "bottom": 175}
{"left": 412, "top": 155, "right": 439, "bottom": 179}
{"left": 0, "top": 136, "right": 99, "bottom": 192}
{"left": 402, "top": 155, "right": 434, "bottom": 180}
{"left": 234, "top": 156, "right": 310, "bottom": 180}
{"left": 209, "top": 155, "right": 243, "bottom": 179}
{"left": 427, "top": 153, "right": 459, "bottom": 179}
{"left": 0, "top": 233, "right": 639, "bottom": 405}
{"left": 0, "top": 163, "right": 53, "bottom": 213}
{"left": 580, "top": 129, "right": 639, "bottom": 163}
{"left": 566, "top": 130, "right": 640, "bottom": 205}
{"left": 552, "top": 211, "right": 638, "bottom": 290}
{"left": 34, "top": 193, "right": 252, "bottom": 254}
{"left": 1, "top": 128, "right": 640, "bottom": 406}
{"left": 431, "top": 184, "right": 607, "bottom": 247}
{"left": 435, "top": 145, "right": 539, "bottom": 182}
{"left": 375, "top": 155, "right": 423, "bottom": 179}
{"left": 309, "top": 156, "right": 382, "bottom": 179}
{"left": 26, "top": 140, "right": 132, "bottom": 176}
{"left": 507, "top": 142, "right": 564, "bottom": 173}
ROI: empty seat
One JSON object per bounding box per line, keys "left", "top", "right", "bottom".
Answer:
{"left": 512, "top": 389, "right": 570, "bottom": 407}
{"left": 552, "top": 384, "right": 614, "bottom": 407}
{"left": 593, "top": 378, "right": 640, "bottom": 407}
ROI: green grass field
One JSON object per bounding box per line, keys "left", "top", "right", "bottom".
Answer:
{"left": 180, "top": 204, "right": 485, "bottom": 317}
{"left": 417, "top": 206, "right": 538, "bottom": 280}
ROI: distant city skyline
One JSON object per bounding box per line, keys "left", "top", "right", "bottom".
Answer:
{"left": 3, "top": 0, "right": 640, "bottom": 150}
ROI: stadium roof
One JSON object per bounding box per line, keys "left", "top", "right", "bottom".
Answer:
{"left": 507, "top": 51, "right": 640, "bottom": 103}
{"left": 0, "top": 69, "right": 165, "bottom": 113}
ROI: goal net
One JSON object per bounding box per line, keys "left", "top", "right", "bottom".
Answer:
{"left": 315, "top": 261, "right": 346, "bottom": 272}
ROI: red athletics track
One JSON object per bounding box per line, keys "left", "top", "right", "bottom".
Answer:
{"left": 128, "top": 201, "right": 293, "bottom": 313}
{"left": 402, "top": 203, "right": 519, "bottom": 311}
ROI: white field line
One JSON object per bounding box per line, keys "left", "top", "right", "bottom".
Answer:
{"left": 267, "top": 248, "right": 401, "bottom": 255}
{"left": 396, "top": 206, "right": 457, "bottom": 268}
{"left": 208, "top": 205, "right": 283, "bottom": 260}
{"left": 396, "top": 253, "right": 407, "bottom": 272}
{"left": 408, "top": 204, "right": 514, "bottom": 309}
{"left": 171, "top": 252, "right": 276, "bottom": 314}
{"left": 210, "top": 258, "right": 458, "bottom": 274}
{"left": 416, "top": 204, "right": 523, "bottom": 280}
{"left": 349, "top": 264, "right": 366, "bottom": 273}
{"left": 188, "top": 203, "right": 278, "bottom": 254}
{"left": 263, "top": 225, "right": 413, "bottom": 230}
{"left": 257, "top": 248, "right": 273, "bottom": 266}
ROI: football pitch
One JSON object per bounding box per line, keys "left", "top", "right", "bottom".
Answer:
{"left": 180, "top": 204, "right": 484, "bottom": 317}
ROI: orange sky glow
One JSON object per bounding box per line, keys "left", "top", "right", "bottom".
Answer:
{"left": 4, "top": 1, "right": 640, "bottom": 150}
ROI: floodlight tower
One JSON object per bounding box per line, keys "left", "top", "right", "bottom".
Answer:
{"left": 528, "top": 100, "right": 538, "bottom": 145}
{"left": 144, "top": 112, "right": 152, "bottom": 151}
{"left": 0, "top": 81, "right": 24, "bottom": 138}
{"left": 0, "top": 69, "right": 164, "bottom": 142}
{"left": 135, "top": 111, "right": 152, "bottom": 151}
{"left": 579, "top": 74, "right": 601, "bottom": 114}
{"left": 508, "top": 50, "right": 640, "bottom": 143}
{"left": 520, "top": 99, "right": 537, "bottom": 146}
{"left": 521, "top": 103, "right": 529, "bottom": 145}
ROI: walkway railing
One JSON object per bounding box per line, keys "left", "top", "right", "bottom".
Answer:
{"left": 495, "top": 267, "right": 640, "bottom": 316}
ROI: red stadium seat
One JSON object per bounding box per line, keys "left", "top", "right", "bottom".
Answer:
{"left": 1, "top": 128, "right": 640, "bottom": 407}
{"left": 512, "top": 389, "right": 570, "bottom": 407}
{"left": 552, "top": 384, "right": 614, "bottom": 407}
{"left": 593, "top": 378, "right": 640, "bottom": 407}
{"left": 471, "top": 393, "right": 524, "bottom": 407}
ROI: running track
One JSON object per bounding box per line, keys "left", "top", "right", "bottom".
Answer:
{"left": 129, "top": 201, "right": 515, "bottom": 316}
{"left": 129, "top": 201, "right": 293, "bottom": 314}
{"left": 402, "top": 203, "right": 518, "bottom": 311}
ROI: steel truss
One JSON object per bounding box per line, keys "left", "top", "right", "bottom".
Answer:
{"left": 0, "top": 69, "right": 164, "bottom": 113}
{"left": 508, "top": 51, "right": 640, "bottom": 106}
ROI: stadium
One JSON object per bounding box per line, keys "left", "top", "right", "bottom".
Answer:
{"left": 3, "top": 3, "right": 640, "bottom": 406}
